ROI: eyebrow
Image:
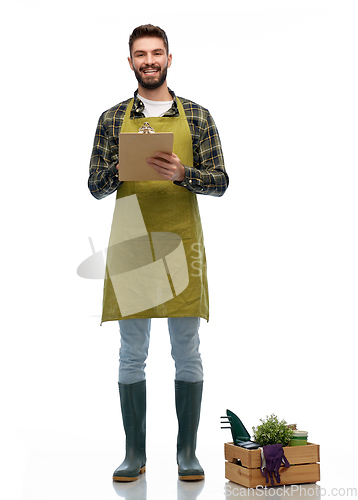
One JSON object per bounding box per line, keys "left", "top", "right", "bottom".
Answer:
{"left": 133, "top": 48, "right": 165, "bottom": 56}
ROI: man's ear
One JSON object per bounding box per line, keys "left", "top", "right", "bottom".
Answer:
{"left": 128, "top": 56, "right": 134, "bottom": 71}
{"left": 167, "top": 53, "right": 172, "bottom": 69}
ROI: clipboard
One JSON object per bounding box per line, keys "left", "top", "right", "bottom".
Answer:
{"left": 118, "top": 122, "right": 173, "bottom": 181}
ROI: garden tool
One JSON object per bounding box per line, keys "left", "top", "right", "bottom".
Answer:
{"left": 221, "top": 409, "right": 261, "bottom": 449}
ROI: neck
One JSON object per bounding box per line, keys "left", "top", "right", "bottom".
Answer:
{"left": 137, "top": 82, "right": 172, "bottom": 101}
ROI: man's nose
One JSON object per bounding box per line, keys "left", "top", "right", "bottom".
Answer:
{"left": 144, "top": 53, "right": 154, "bottom": 65}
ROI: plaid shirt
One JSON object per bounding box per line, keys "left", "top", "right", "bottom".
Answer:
{"left": 88, "top": 89, "right": 229, "bottom": 199}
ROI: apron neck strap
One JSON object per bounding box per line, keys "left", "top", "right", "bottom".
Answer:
{"left": 123, "top": 95, "right": 185, "bottom": 122}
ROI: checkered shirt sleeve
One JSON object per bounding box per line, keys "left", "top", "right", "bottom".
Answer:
{"left": 175, "top": 98, "right": 228, "bottom": 196}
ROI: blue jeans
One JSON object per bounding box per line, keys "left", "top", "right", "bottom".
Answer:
{"left": 118, "top": 317, "right": 203, "bottom": 384}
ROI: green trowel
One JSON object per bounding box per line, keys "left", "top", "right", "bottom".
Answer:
{"left": 221, "top": 409, "right": 261, "bottom": 449}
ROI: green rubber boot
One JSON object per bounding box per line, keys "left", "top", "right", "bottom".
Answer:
{"left": 175, "top": 380, "right": 205, "bottom": 481}
{"left": 113, "top": 380, "right": 146, "bottom": 482}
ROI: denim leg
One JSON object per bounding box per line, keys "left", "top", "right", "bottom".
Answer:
{"left": 167, "top": 317, "right": 203, "bottom": 382}
{"left": 118, "top": 319, "right": 151, "bottom": 384}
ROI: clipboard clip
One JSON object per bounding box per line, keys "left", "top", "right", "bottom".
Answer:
{"left": 138, "top": 122, "right": 155, "bottom": 134}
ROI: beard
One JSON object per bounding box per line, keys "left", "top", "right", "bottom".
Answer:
{"left": 133, "top": 63, "right": 168, "bottom": 90}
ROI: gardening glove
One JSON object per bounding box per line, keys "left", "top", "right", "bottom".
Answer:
{"left": 260, "top": 444, "right": 290, "bottom": 486}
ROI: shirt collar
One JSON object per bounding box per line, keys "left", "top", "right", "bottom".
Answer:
{"left": 130, "top": 88, "right": 179, "bottom": 118}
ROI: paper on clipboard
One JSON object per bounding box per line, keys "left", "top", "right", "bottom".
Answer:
{"left": 118, "top": 127, "right": 174, "bottom": 181}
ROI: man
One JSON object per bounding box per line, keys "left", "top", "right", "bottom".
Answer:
{"left": 88, "top": 24, "right": 228, "bottom": 482}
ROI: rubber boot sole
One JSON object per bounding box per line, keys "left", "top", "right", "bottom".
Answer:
{"left": 179, "top": 473, "right": 205, "bottom": 481}
{"left": 178, "top": 466, "right": 204, "bottom": 481}
{"left": 113, "top": 466, "right": 146, "bottom": 482}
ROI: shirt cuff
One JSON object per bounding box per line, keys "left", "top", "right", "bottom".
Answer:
{"left": 109, "top": 162, "right": 120, "bottom": 178}
{"left": 173, "top": 165, "right": 205, "bottom": 192}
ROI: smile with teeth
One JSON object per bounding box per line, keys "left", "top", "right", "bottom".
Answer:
{"left": 142, "top": 67, "right": 160, "bottom": 75}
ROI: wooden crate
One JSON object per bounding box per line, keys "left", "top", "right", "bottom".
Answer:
{"left": 225, "top": 442, "right": 320, "bottom": 488}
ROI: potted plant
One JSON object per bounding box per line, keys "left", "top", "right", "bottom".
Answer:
{"left": 252, "top": 414, "right": 294, "bottom": 447}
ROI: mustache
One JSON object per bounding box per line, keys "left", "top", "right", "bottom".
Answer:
{"left": 140, "top": 64, "right": 161, "bottom": 72}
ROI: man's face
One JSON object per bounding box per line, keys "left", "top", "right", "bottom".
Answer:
{"left": 128, "top": 36, "right": 172, "bottom": 90}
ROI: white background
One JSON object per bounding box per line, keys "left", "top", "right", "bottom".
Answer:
{"left": 1, "top": 1, "right": 357, "bottom": 499}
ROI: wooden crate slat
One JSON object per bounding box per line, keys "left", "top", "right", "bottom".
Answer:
{"left": 225, "top": 462, "right": 320, "bottom": 488}
{"left": 225, "top": 442, "right": 320, "bottom": 468}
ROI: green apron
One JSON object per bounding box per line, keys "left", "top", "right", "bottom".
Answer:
{"left": 101, "top": 98, "right": 209, "bottom": 323}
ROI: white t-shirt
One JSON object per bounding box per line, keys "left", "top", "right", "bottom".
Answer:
{"left": 138, "top": 94, "right": 173, "bottom": 118}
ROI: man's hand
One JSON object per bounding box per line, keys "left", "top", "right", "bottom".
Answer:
{"left": 147, "top": 152, "right": 185, "bottom": 182}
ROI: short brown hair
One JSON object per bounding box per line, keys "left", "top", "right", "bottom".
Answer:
{"left": 129, "top": 24, "right": 169, "bottom": 57}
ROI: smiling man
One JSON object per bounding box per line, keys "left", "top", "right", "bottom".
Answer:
{"left": 88, "top": 24, "right": 229, "bottom": 483}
